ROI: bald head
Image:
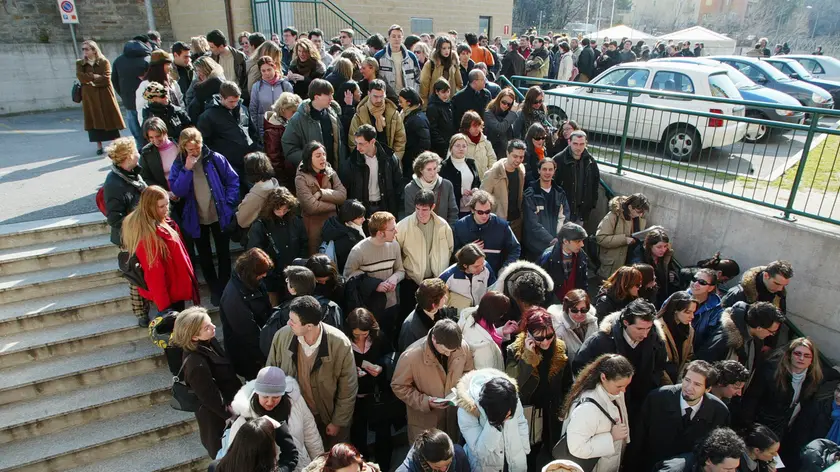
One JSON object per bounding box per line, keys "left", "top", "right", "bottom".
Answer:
{"left": 469, "top": 69, "right": 486, "bottom": 91}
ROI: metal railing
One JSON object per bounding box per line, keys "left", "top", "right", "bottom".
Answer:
{"left": 497, "top": 74, "right": 840, "bottom": 226}
{"left": 252, "top": 0, "right": 371, "bottom": 41}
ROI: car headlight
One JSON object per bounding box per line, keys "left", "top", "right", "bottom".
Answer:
{"left": 812, "top": 93, "right": 829, "bottom": 104}
{"left": 776, "top": 108, "right": 795, "bottom": 116}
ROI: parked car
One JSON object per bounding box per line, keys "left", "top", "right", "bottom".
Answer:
{"left": 711, "top": 56, "right": 834, "bottom": 110}
{"left": 784, "top": 54, "right": 840, "bottom": 82}
{"left": 651, "top": 57, "right": 804, "bottom": 143}
{"left": 762, "top": 56, "right": 840, "bottom": 108}
{"left": 544, "top": 62, "right": 747, "bottom": 161}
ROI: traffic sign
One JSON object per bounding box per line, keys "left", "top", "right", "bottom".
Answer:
{"left": 504, "top": 24, "right": 510, "bottom": 35}
{"left": 58, "top": 0, "right": 79, "bottom": 24}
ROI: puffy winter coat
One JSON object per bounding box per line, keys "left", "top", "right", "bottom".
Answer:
{"left": 452, "top": 214, "right": 521, "bottom": 274}
{"left": 219, "top": 273, "right": 272, "bottom": 380}
{"left": 282, "top": 99, "right": 345, "bottom": 171}
{"left": 168, "top": 145, "right": 240, "bottom": 239}
{"left": 403, "top": 177, "right": 459, "bottom": 225}
{"left": 439, "top": 261, "right": 496, "bottom": 312}
{"left": 427, "top": 95, "right": 455, "bottom": 157}
{"left": 374, "top": 44, "right": 422, "bottom": 93}
{"left": 458, "top": 307, "right": 505, "bottom": 370}
{"left": 402, "top": 107, "right": 431, "bottom": 176}
{"left": 294, "top": 164, "right": 347, "bottom": 255}
{"left": 484, "top": 108, "right": 519, "bottom": 161}
{"left": 693, "top": 302, "right": 762, "bottom": 379}
{"left": 548, "top": 304, "right": 598, "bottom": 364}
{"left": 480, "top": 158, "right": 525, "bottom": 222}
{"left": 135, "top": 218, "right": 199, "bottom": 311}
{"left": 689, "top": 290, "right": 723, "bottom": 351}
{"left": 348, "top": 96, "right": 407, "bottom": 159}
{"left": 562, "top": 383, "right": 630, "bottom": 472}
{"left": 465, "top": 133, "right": 497, "bottom": 177}
{"left": 721, "top": 266, "right": 788, "bottom": 314}
{"left": 197, "top": 95, "right": 257, "bottom": 171}
{"left": 522, "top": 181, "right": 570, "bottom": 260}
{"left": 595, "top": 196, "right": 647, "bottom": 279}
{"left": 229, "top": 378, "right": 324, "bottom": 472}
{"left": 395, "top": 212, "right": 454, "bottom": 285}
{"left": 111, "top": 40, "right": 151, "bottom": 111}
{"left": 419, "top": 59, "right": 463, "bottom": 108}
{"left": 455, "top": 369, "right": 530, "bottom": 472}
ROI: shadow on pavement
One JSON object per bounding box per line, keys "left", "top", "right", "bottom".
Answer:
{"left": 0, "top": 192, "right": 98, "bottom": 225}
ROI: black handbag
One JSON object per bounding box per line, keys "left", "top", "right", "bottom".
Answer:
{"left": 118, "top": 250, "right": 148, "bottom": 290}
{"left": 171, "top": 356, "right": 201, "bottom": 412}
{"left": 72, "top": 80, "right": 82, "bottom": 103}
{"left": 552, "top": 398, "right": 617, "bottom": 472}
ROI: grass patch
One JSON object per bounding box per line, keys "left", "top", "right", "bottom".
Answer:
{"left": 772, "top": 135, "right": 840, "bottom": 192}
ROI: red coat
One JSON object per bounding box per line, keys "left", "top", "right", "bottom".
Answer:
{"left": 137, "top": 219, "right": 200, "bottom": 311}
{"left": 263, "top": 113, "right": 295, "bottom": 189}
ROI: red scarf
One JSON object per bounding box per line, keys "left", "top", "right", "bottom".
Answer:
{"left": 266, "top": 75, "right": 280, "bottom": 86}
{"left": 468, "top": 132, "right": 482, "bottom": 144}
{"left": 535, "top": 146, "right": 545, "bottom": 161}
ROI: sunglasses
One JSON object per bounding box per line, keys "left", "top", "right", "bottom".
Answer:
{"left": 534, "top": 100, "right": 544, "bottom": 105}
{"left": 501, "top": 100, "right": 514, "bottom": 107}
{"left": 534, "top": 136, "right": 547, "bottom": 141}
{"left": 530, "top": 331, "right": 555, "bottom": 342}
{"left": 473, "top": 209, "right": 492, "bottom": 216}
{"left": 692, "top": 277, "right": 714, "bottom": 286}
{"left": 568, "top": 307, "right": 589, "bottom": 314}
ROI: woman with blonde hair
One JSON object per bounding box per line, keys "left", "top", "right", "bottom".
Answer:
{"left": 288, "top": 38, "right": 326, "bottom": 97}
{"left": 439, "top": 133, "right": 480, "bottom": 218}
{"left": 264, "top": 92, "right": 303, "bottom": 186}
{"left": 325, "top": 57, "right": 356, "bottom": 101}
{"left": 412, "top": 41, "right": 432, "bottom": 70}
{"left": 249, "top": 56, "right": 293, "bottom": 141}
{"left": 419, "top": 36, "right": 463, "bottom": 108}
{"left": 247, "top": 39, "right": 283, "bottom": 91}
{"left": 172, "top": 306, "right": 242, "bottom": 458}
{"left": 187, "top": 56, "right": 225, "bottom": 121}
{"left": 190, "top": 36, "right": 210, "bottom": 62}
{"left": 76, "top": 39, "right": 125, "bottom": 154}
{"left": 122, "top": 185, "right": 199, "bottom": 313}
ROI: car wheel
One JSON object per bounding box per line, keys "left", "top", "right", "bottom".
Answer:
{"left": 547, "top": 106, "right": 567, "bottom": 129}
{"left": 743, "top": 111, "right": 770, "bottom": 143}
{"left": 663, "top": 126, "right": 701, "bottom": 162}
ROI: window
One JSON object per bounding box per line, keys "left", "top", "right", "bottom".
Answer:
{"left": 479, "top": 16, "right": 492, "bottom": 36}
{"left": 709, "top": 73, "right": 740, "bottom": 98}
{"left": 594, "top": 68, "right": 651, "bottom": 95}
{"left": 652, "top": 71, "right": 695, "bottom": 94}
{"left": 728, "top": 62, "right": 767, "bottom": 83}
{"left": 410, "top": 17, "right": 433, "bottom": 34}
{"left": 798, "top": 58, "right": 825, "bottom": 75}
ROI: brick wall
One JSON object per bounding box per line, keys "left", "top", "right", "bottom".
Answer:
{"left": 0, "top": 0, "right": 172, "bottom": 44}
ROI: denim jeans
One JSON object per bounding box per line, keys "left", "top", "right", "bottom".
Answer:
{"left": 124, "top": 109, "right": 143, "bottom": 148}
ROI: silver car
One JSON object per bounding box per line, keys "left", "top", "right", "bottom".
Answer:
{"left": 783, "top": 55, "right": 840, "bottom": 82}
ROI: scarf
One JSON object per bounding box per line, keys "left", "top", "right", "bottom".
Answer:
{"left": 111, "top": 164, "right": 148, "bottom": 193}
{"left": 292, "top": 58, "right": 316, "bottom": 77}
{"left": 413, "top": 175, "right": 439, "bottom": 191}
{"left": 535, "top": 146, "right": 545, "bottom": 161}
{"left": 367, "top": 99, "right": 387, "bottom": 132}
{"left": 158, "top": 139, "right": 176, "bottom": 152}
{"left": 400, "top": 104, "right": 419, "bottom": 121}
{"left": 468, "top": 132, "right": 482, "bottom": 144}
{"left": 477, "top": 317, "right": 503, "bottom": 347}
{"left": 266, "top": 75, "right": 280, "bottom": 86}
{"left": 828, "top": 402, "right": 840, "bottom": 443}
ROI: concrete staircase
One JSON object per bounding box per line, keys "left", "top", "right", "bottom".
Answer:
{"left": 0, "top": 213, "right": 223, "bottom": 472}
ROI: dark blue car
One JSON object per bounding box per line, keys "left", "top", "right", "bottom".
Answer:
{"left": 763, "top": 57, "right": 840, "bottom": 109}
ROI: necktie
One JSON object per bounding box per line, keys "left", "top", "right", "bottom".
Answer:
{"left": 682, "top": 406, "right": 693, "bottom": 427}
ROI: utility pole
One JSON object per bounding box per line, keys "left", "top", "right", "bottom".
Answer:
{"left": 596, "top": 0, "right": 603, "bottom": 33}
{"left": 538, "top": 11, "right": 544, "bottom": 35}
{"left": 144, "top": 0, "right": 156, "bottom": 31}
{"left": 610, "top": 0, "right": 616, "bottom": 27}
{"left": 586, "top": 0, "right": 591, "bottom": 30}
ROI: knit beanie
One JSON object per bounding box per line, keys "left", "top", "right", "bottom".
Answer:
{"left": 254, "top": 366, "right": 291, "bottom": 396}
{"left": 559, "top": 222, "right": 587, "bottom": 242}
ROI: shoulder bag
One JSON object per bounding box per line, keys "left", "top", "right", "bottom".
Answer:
{"left": 171, "top": 356, "right": 201, "bottom": 412}
{"left": 551, "top": 397, "right": 617, "bottom": 472}
{"left": 72, "top": 80, "right": 82, "bottom": 103}
{"left": 118, "top": 250, "right": 148, "bottom": 290}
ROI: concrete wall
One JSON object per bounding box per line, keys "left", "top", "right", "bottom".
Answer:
{"left": 595, "top": 170, "right": 840, "bottom": 362}
{"left": 0, "top": 0, "right": 172, "bottom": 44}
{"left": 0, "top": 41, "right": 125, "bottom": 115}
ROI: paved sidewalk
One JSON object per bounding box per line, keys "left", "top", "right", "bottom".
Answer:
{"left": 0, "top": 108, "right": 131, "bottom": 224}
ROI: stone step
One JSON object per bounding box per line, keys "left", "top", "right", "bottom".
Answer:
{"left": 0, "top": 285, "right": 129, "bottom": 337}
{"left": 0, "top": 233, "right": 117, "bottom": 276}
{"left": 0, "top": 307, "right": 220, "bottom": 406}
{"left": 0, "top": 259, "right": 122, "bottom": 305}
{"left": 0, "top": 369, "right": 173, "bottom": 444}
{"left": 63, "top": 431, "right": 209, "bottom": 472}
{"left": 0, "top": 403, "right": 197, "bottom": 472}
{"left": 0, "top": 213, "right": 108, "bottom": 251}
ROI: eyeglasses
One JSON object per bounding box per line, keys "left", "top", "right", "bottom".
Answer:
{"left": 764, "top": 325, "right": 780, "bottom": 335}
{"left": 534, "top": 136, "right": 547, "bottom": 141}
{"left": 568, "top": 307, "right": 589, "bottom": 314}
{"left": 501, "top": 100, "right": 514, "bottom": 107}
{"left": 530, "top": 331, "right": 555, "bottom": 342}
{"left": 473, "top": 209, "right": 492, "bottom": 216}
{"left": 692, "top": 277, "right": 714, "bottom": 286}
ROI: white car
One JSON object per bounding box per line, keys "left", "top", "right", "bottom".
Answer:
{"left": 784, "top": 55, "right": 840, "bottom": 82}
{"left": 544, "top": 62, "right": 748, "bottom": 161}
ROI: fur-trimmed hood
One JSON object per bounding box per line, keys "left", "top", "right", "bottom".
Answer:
{"left": 718, "top": 305, "right": 746, "bottom": 350}
{"left": 454, "top": 368, "right": 519, "bottom": 417}
{"left": 508, "top": 332, "right": 568, "bottom": 378}
{"left": 598, "top": 311, "right": 666, "bottom": 343}
{"left": 607, "top": 195, "right": 626, "bottom": 215}
{"left": 492, "top": 259, "right": 554, "bottom": 296}
{"left": 231, "top": 377, "right": 302, "bottom": 418}
{"left": 740, "top": 265, "right": 786, "bottom": 304}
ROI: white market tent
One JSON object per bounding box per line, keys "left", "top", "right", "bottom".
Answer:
{"left": 659, "top": 26, "right": 736, "bottom": 55}
{"left": 590, "top": 25, "right": 656, "bottom": 44}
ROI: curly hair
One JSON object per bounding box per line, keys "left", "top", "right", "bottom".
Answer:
{"left": 259, "top": 187, "right": 298, "bottom": 221}
{"left": 105, "top": 137, "right": 138, "bottom": 165}
{"left": 412, "top": 151, "right": 442, "bottom": 178}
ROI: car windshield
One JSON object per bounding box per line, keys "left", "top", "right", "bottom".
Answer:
{"left": 708, "top": 73, "right": 741, "bottom": 99}
{"left": 757, "top": 61, "right": 795, "bottom": 81}
{"left": 722, "top": 66, "right": 758, "bottom": 89}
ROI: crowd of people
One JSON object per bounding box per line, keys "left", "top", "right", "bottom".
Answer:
{"left": 83, "top": 26, "right": 840, "bottom": 472}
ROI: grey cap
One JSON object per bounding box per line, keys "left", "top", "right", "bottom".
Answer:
{"left": 254, "top": 366, "right": 292, "bottom": 396}
{"left": 559, "top": 222, "right": 587, "bottom": 241}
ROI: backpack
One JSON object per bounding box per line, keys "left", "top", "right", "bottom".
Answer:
{"left": 318, "top": 240, "right": 337, "bottom": 264}
{"left": 96, "top": 187, "right": 108, "bottom": 216}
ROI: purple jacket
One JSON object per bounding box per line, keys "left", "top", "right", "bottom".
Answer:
{"left": 169, "top": 145, "right": 240, "bottom": 239}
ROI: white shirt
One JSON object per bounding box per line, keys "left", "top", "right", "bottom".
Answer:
{"left": 679, "top": 394, "right": 703, "bottom": 420}
{"left": 298, "top": 324, "right": 324, "bottom": 357}
{"left": 365, "top": 154, "right": 381, "bottom": 202}
{"left": 622, "top": 329, "right": 640, "bottom": 349}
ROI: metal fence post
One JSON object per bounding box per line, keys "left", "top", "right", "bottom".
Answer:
{"left": 314, "top": 1, "right": 319, "bottom": 29}
{"left": 781, "top": 112, "right": 820, "bottom": 221}
{"left": 615, "top": 92, "right": 635, "bottom": 175}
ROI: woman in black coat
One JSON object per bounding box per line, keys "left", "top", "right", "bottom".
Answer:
{"left": 484, "top": 88, "right": 519, "bottom": 160}
{"left": 188, "top": 56, "right": 224, "bottom": 123}
{"left": 319, "top": 199, "right": 366, "bottom": 274}
{"left": 426, "top": 79, "right": 455, "bottom": 158}
{"left": 398, "top": 88, "right": 431, "bottom": 182}
{"left": 172, "top": 307, "right": 242, "bottom": 459}
{"left": 594, "top": 266, "right": 642, "bottom": 320}
{"left": 247, "top": 187, "right": 308, "bottom": 306}
{"left": 439, "top": 134, "right": 480, "bottom": 219}
{"left": 220, "top": 248, "right": 274, "bottom": 381}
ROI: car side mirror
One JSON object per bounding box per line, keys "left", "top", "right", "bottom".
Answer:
{"left": 756, "top": 76, "right": 768, "bottom": 84}
{"left": 790, "top": 73, "right": 800, "bottom": 80}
